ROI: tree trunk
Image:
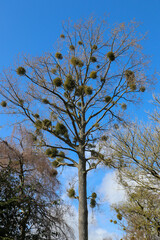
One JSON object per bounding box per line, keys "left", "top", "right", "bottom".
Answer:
{"left": 78, "top": 157, "right": 88, "bottom": 240}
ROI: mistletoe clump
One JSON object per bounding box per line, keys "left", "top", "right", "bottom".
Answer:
{"left": 42, "top": 119, "right": 52, "bottom": 128}
{"left": 125, "top": 70, "right": 136, "bottom": 90}
{"left": 34, "top": 120, "right": 43, "bottom": 129}
{"left": 75, "top": 86, "right": 85, "bottom": 96}
{"left": 19, "top": 99, "right": 24, "bottom": 105}
{"left": 69, "top": 45, "right": 75, "bottom": 51}
{"left": 90, "top": 56, "right": 97, "bottom": 63}
{"left": 53, "top": 77, "right": 63, "bottom": 87}
{"left": 78, "top": 41, "right": 83, "bottom": 45}
{"left": 92, "top": 44, "right": 97, "bottom": 50}
{"left": 121, "top": 103, "right": 127, "bottom": 110}
{"left": 140, "top": 86, "right": 146, "bottom": 92}
{"left": 34, "top": 113, "right": 40, "bottom": 119}
{"left": 91, "top": 192, "right": 97, "bottom": 199}
{"left": 60, "top": 34, "right": 65, "bottom": 38}
{"left": 84, "top": 86, "right": 93, "bottom": 95}
{"left": 51, "top": 68, "right": 57, "bottom": 74}
{"left": 64, "top": 75, "right": 76, "bottom": 91}
{"left": 55, "top": 123, "right": 68, "bottom": 136}
{"left": 1, "top": 101, "right": 7, "bottom": 107}
{"left": 16, "top": 67, "right": 26, "bottom": 76}
{"left": 55, "top": 52, "right": 63, "bottom": 60}
{"left": 90, "top": 198, "right": 96, "bottom": 208}
{"left": 90, "top": 71, "right": 97, "bottom": 79}
{"left": 42, "top": 98, "right": 50, "bottom": 104}
{"left": 107, "top": 52, "right": 115, "bottom": 61}
{"left": 117, "top": 213, "right": 122, "bottom": 220}
{"left": 46, "top": 147, "right": 58, "bottom": 158}
{"left": 104, "top": 96, "right": 111, "bottom": 103}
{"left": 67, "top": 188, "right": 76, "bottom": 198}
{"left": 101, "top": 135, "right": 108, "bottom": 141}
{"left": 70, "top": 56, "right": 84, "bottom": 67}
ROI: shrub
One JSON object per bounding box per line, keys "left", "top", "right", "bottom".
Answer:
{"left": 91, "top": 192, "right": 97, "bottom": 199}
{"left": 78, "top": 41, "right": 83, "bottom": 45}
{"left": 60, "top": 34, "right": 65, "bottom": 38}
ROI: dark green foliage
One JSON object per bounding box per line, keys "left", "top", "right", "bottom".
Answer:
{"left": 64, "top": 75, "right": 76, "bottom": 91}
{"left": 121, "top": 103, "right": 127, "bottom": 110}
{"left": 113, "top": 220, "right": 117, "bottom": 224}
{"left": 96, "top": 65, "right": 100, "bottom": 69}
{"left": 107, "top": 51, "right": 115, "bottom": 61}
{"left": 55, "top": 52, "right": 63, "bottom": 60}
{"left": 16, "top": 67, "right": 26, "bottom": 76}
{"left": 90, "top": 198, "right": 96, "bottom": 208}
{"left": 67, "top": 188, "right": 75, "bottom": 198}
{"left": 140, "top": 86, "right": 146, "bottom": 92}
{"left": 53, "top": 77, "right": 63, "bottom": 87}
{"left": 60, "top": 34, "right": 65, "bottom": 38}
{"left": 84, "top": 86, "right": 93, "bottom": 95}
{"left": 90, "top": 56, "right": 97, "bottom": 63}
{"left": 89, "top": 71, "right": 97, "bottom": 79}
{"left": 55, "top": 123, "right": 68, "bottom": 136}
{"left": 42, "top": 98, "right": 50, "bottom": 104}
{"left": 104, "top": 96, "right": 111, "bottom": 103}
{"left": 92, "top": 44, "right": 97, "bottom": 50}
{"left": 69, "top": 45, "right": 75, "bottom": 51}
{"left": 46, "top": 148, "right": 58, "bottom": 158}
{"left": 91, "top": 192, "right": 97, "bottom": 199}
{"left": 1, "top": 101, "right": 7, "bottom": 107}
{"left": 91, "top": 163, "right": 96, "bottom": 168}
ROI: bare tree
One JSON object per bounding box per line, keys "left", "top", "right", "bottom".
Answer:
{"left": 0, "top": 18, "right": 149, "bottom": 240}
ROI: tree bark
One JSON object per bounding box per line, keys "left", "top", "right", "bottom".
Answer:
{"left": 78, "top": 157, "right": 88, "bottom": 240}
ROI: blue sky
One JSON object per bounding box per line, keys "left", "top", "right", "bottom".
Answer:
{"left": 0, "top": 0, "right": 160, "bottom": 239}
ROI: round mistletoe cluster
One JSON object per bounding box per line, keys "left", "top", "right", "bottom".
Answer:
{"left": 16, "top": 67, "right": 26, "bottom": 76}
{"left": 107, "top": 51, "right": 115, "bottom": 61}
{"left": 90, "top": 192, "right": 97, "bottom": 208}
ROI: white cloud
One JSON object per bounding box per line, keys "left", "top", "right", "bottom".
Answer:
{"left": 99, "top": 170, "right": 127, "bottom": 205}
{"left": 64, "top": 205, "right": 119, "bottom": 240}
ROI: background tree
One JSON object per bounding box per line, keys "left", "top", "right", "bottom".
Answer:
{"left": 108, "top": 97, "right": 160, "bottom": 240}
{"left": 0, "top": 130, "right": 74, "bottom": 240}
{"left": 0, "top": 18, "right": 149, "bottom": 240}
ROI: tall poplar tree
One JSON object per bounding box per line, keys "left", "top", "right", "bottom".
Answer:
{"left": 0, "top": 18, "right": 149, "bottom": 240}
